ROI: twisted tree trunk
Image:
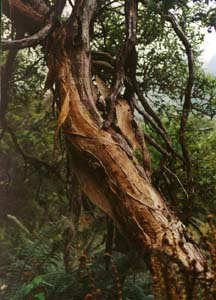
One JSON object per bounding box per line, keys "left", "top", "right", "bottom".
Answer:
{"left": 2, "top": 0, "right": 210, "bottom": 278}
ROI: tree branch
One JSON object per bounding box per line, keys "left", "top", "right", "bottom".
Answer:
{"left": 103, "top": 0, "right": 138, "bottom": 128}
{"left": 164, "top": 166, "right": 188, "bottom": 199}
{"left": 132, "top": 97, "right": 182, "bottom": 161}
{"left": 1, "top": 0, "right": 66, "bottom": 51}
{"left": 132, "top": 80, "right": 168, "bottom": 135}
{"left": 144, "top": 133, "right": 170, "bottom": 157}
{"left": 1, "top": 23, "right": 52, "bottom": 50}
{"left": 4, "top": 125, "right": 63, "bottom": 181}
{"left": 165, "top": 12, "right": 195, "bottom": 223}
{"left": 3, "top": 0, "right": 46, "bottom": 34}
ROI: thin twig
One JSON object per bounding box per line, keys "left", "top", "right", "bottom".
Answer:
{"left": 4, "top": 126, "right": 64, "bottom": 181}
{"left": 164, "top": 166, "right": 188, "bottom": 199}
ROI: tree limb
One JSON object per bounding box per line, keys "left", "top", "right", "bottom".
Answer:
{"left": 92, "top": 60, "right": 114, "bottom": 72}
{"left": 103, "top": 0, "right": 138, "bottom": 128}
{"left": 132, "top": 80, "right": 169, "bottom": 135}
{"left": 144, "top": 133, "right": 170, "bottom": 157}
{"left": 3, "top": 0, "right": 46, "bottom": 34}
{"left": 4, "top": 126, "right": 63, "bottom": 181}
{"left": 2, "top": 0, "right": 66, "bottom": 51}
{"left": 132, "top": 97, "right": 182, "bottom": 160}
{"left": 165, "top": 12, "right": 195, "bottom": 223}
{"left": 1, "top": 23, "right": 53, "bottom": 50}
{"left": 164, "top": 166, "right": 188, "bottom": 200}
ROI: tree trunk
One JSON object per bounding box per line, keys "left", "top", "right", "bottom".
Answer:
{"left": 2, "top": 0, "right": 210, "bottom": 278}
{"left": 45, "top": 4, "right": 207, "bottom": 276}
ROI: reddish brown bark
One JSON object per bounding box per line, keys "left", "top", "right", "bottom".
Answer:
{"left": 2, "top": 0, "right": 211, "bottom": 279}
{"left": 45, "top": 23, "right": 206, "bottom": 276}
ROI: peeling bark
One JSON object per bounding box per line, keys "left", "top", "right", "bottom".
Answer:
{"left": 2, "top": 0, "right": 211, "bottom": 280}
{"left": 44, "top": 21, "right": 207, "bottom": 275}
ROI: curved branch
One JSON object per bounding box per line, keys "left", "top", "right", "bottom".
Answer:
{"left": 132, "top": 80, "right": 168, "bottom": 135}
{"left": 91, "top": 50, "right": 115, "bottom": 64}
{"left": 164, "top": 166, "right": 188, "bottom": 199}
{"left": 121, "top": 42, "right": 177, "bottom": 161}
{"left": 165, "top": 12, "right": 195, "bottom": 222}
{"left": 1, "top": 22, "right": 52, "bottom": 50}
{"left": 2, "top": 0, "right": 66, "bottom": 51}
{"left": 92, "top": 60, "right": 114, "bottom": 72}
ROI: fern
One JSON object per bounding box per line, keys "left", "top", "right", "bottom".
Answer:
{"left": 1, "top": 213, "right": 154, "bottom": 300}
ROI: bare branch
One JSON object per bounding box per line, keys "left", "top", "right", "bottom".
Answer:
{"left": 91, "top": 50, "right": 115, "bottom": 64}
{"left": 132, "top": 80, "right": 168, "bottom": 135}
{"left": 1, "top": 23, "right": 52, "bottom": 50}
{"left": 121, "top": 39, "right": 175, "bottom": 161}
{"left": 132, "top": 97, "right": 182, "bottom": 161}
{"left": 164, "top": 166, "right": 188, "bottom": 199}
{"left": 4, "top": 126, "right": 63, "bottom": 181}
{"left": 92, "top": 60, "right": 114, "bottom": 72}
{"left": 165, "top": 12, "right": 195, "bottom": 222}
{"left": 103, "top": 0, "right": 138, "bottom": 128}
{"left": 144, "top": 134, "right": 170, "bottom": 157}
{"left": 1, "top": 0, "right": 67, "bottom": 51}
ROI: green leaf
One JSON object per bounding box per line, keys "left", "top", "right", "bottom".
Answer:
{"left": 24, "top": 283, "right": 34, "bottom": 295}
{"left": 32, "top": 276, "right": 43, "bottom": 286}
{"left": 34, "top": 292, "right": 45, "bottom": 300}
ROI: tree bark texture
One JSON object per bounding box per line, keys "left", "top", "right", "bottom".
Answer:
{"left": 2, "top": 0, "right": 210, "bottom": 277}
